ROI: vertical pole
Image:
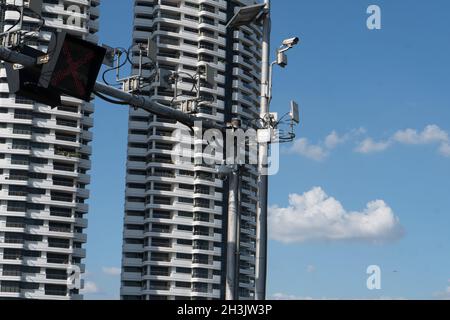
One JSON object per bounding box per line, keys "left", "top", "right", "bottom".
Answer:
{"left": 225, "top": 168, "right": 239, "bottom": 300}
{"left": 197, "top": 68, "right": 201, "bottom": 100}
{"left": 234, "top": 168, "right": 241, "bottom": 299}
{"left": 19, "top": 3, "right": 24, "bottom": 31}
{"left": 139, "top": 48, "right": 143, "bottom": 78}
{"left": 255, "top": 0, "right": 271, "bottom": 301}
{"left": 221, "top": 0, "right": 236, "bottom": 300}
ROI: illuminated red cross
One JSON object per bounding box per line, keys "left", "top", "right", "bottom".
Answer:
{"left": 51, "top": 43, "right": 96, "bottom": 98}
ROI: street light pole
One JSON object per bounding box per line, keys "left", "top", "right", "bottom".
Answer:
{"left": 225, "top": 164, "right": 242, "bottom": 300}
{"left": 255, "top": 0, "right": 271, "bottom": 301}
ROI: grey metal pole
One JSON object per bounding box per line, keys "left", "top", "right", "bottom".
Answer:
{"left": 0, "top": 46, "right": 36, "bottom": 66}
{"left": 94, "top": 82, "right": 224, "bottom": 131}
{"left": 234, "top": 167, "right": 241, "bottom": 299}
{"left": 255, "top": 0, "right": 271, "bottom": 301}
{"left": 225, "top": 169, "right": 239, "bottom": 300}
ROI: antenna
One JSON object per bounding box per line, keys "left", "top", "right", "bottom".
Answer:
{"left": 146, "top": 37, "right": 157, "bottom": 61}
{"left": 290, "top": 100, "right": 300, "bottom": 124}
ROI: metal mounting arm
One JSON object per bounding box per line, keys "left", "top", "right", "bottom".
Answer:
{"left": 0, "top": 46, "right": 223, "bottom": 131}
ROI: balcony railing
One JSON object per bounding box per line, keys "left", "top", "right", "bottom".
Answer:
{"left": 56, "top": 120, "right": 78, "bottom": 128}
{"left": 151, "top": 242, "right": 171, "bottom": 248}
{"left": 5, "top": 238, "right": 24, "bottom": 244}
{"left": 150, "top": 271, "right": 170, "bottom": 276}
{"left": 194, "top": 230, "right": 211, "bottom": 237}
{"left": 55, "top": 150, "right": 81, "bottom": 158}
{"left": 12, "top": 144, "right": 30, "bottom": 150}
{"left": 57, "top": 106, "right": 78, "bottom": 113}
{"left": 53, "top": 180, "right": 74, "bottom": 187}
{"left": 8, "top": 191, "right": 27, "bottom": 197}
{"left": 1, "top": 287, "right": 20, "bottom": 293}
{"left": 14, "top": 114, "right": 32, "bottom": 120}
{"left": 48, "top": 242, "right": 70, "bottom": 249}
{"left": 6, "top": 222, "right": 25, "bottom": 228}
{"left": 193, "top": 272, "right": 212, "bottom": 279}
{"left": 8, "top": 175, "right": 28, "bottom": 181}
{"left": 47, "top": 257, "right": 69, "bottom": 264}
{"left": 56, "top": 135, "right": 77, "bottom": 143}
{"left": 194, "top": 189, "right": 210, "bottom": 195}
{"left": 13, "top": 129, "right": 31, "bottom": 135}
{"left": 151, "top": 228, "right": 171, "bottom": 234}
{"left": 53, "top": 165, "right": 75, "bottom": 172}
{"left": 3, "top": 254, "right": 22, "bottom": 260}
{"left": 2, "top": 270, "right": 21, "bottom": 277}
{"left": 193, "top": 244, "right": 210, "bottom": 251}
{"left": 149, "top": 285, "right": 170, "bottom": 291}
{"left": 51, "top": 196, "right": 73, "bottom": 203}
{"left": 196, "top": 175, "right": 214, "bottom": 182}
{"left": 49, "top": 226, "right": 72, "bottom": 233}
{"left": 50, "top": 210, "right": 72, "bottom": 218}
{"left": 46, "top": 274, "right": 68, "bottom": 280}
{"left": 150, "top": 257, "right": 171, "bottom": 262}
{"left": 11, "top": 160, "right": 29, "bottom": 165}
{"left": 7, "top": 206, "right": 27, "bottom": 212}
{"left": 153, "top": 199, "right": 172, "bottom": 205}
{"left": 45, "top": 290, "right": 67, "bottom": 296}
{"left": 193, "top": 259, "right": 211, "bottom": 265}
{"left": 153, "top": 171, "right": 175, "bottom": 178}
{"left": 194, "top": 201, "right": 210, "bottom": 209}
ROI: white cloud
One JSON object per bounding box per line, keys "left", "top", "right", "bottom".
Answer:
{"left": 271, "top": 293, "right": 406, "bottom": 300}
{"left": 269, "top": 187, "right": 404, "bottom": 244}
{"left": 355, "top": 138, "right": 391, "bottom": 154}
{"left": 306, "top": 265, "right": 316, "bottom": 273}
{"left": 102, "top": 267, "right": 121, "bottom": 276}
{"left": 82, "top": 281, "right": 100, "bottom": 294}
{"left": 271, "top": 293, "right": 314, "bottom": 300}
{"left": 289, "top": 138, "right": 328, "bottom": 161}
{"left": 288, "top": 129, "right": 365, "bottom": 161}
{"left": 324, "top": 131, "right": 346, "bottom": 149}
{"left": 288, "top": 125, "right": 450, "bottom": 159}
{"left": 393, "top": 125, "right": 448, "bottom": 145}
{"left": 356, "top": 125, "right": 450, "bottom": 157}
{"left": 434, "top": 281, "right": 450, "bottom": 300}
{"left": 439, "top": 142, "right": 450, "bottom": 157}
{"left": 325, "top": 128, "right": 366, "bottom": 149}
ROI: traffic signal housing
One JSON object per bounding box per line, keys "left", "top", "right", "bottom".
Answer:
{"left": 5, "top": 31, "right": 106, "bottom": 107}
{"left": 4, "top": 45, "right": 62, "bottom": 106}
{"left": 40, "top": 31, "right": 106, "bottom": 102}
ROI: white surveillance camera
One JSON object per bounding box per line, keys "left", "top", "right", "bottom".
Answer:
{"left": 282, "top": 37, "right": 300, "bottom": 47}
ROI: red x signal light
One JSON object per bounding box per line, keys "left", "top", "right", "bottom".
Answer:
{"left": 40, "top": 32, "right": 106, "bottom": 102}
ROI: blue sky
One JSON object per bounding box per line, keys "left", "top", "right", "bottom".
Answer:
{"left": 84, "top": 0, "right": 450, "bottom": 299}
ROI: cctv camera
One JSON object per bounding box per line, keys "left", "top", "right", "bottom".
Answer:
{"left": 282, "top": 37, "right": 300, "bottom": 47}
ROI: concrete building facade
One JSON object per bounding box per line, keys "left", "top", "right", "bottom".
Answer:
{"left": 121, "top": 0, "right": 262, "bottom": 300}
{"left": 0, "top": 0, "right": 100, "bottom": 300}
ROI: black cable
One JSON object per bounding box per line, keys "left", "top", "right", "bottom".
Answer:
{"left": 129, "top": 44, "right": 157, "bottom": 67}
{"left": 1, "top": 5, "right": 22, "bottom": 33}
{"left": 102, "top": 49, "right": 129, "bottom": 86}
{"left": 94, "top": 91, "right": 130, "bottom": 105}
{"left": 126, "top": 45, "right": 135, "bottom": 64}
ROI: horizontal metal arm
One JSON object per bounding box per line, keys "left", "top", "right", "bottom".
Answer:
{"left": 93, "top": 82, "right": 223, "bottom": 131}
{"left": 0, "top": 46, "right": 37, "bottom": 67}
{"left": 0, "top": 46, "right": 223, "bottom": 131}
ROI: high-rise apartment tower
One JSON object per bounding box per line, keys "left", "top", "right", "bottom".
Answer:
{"left": 121, "top": 0, "right": 262, "bottom": 300}
{"left": 0, "top": 0, "right": 100, "bottom": 300}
